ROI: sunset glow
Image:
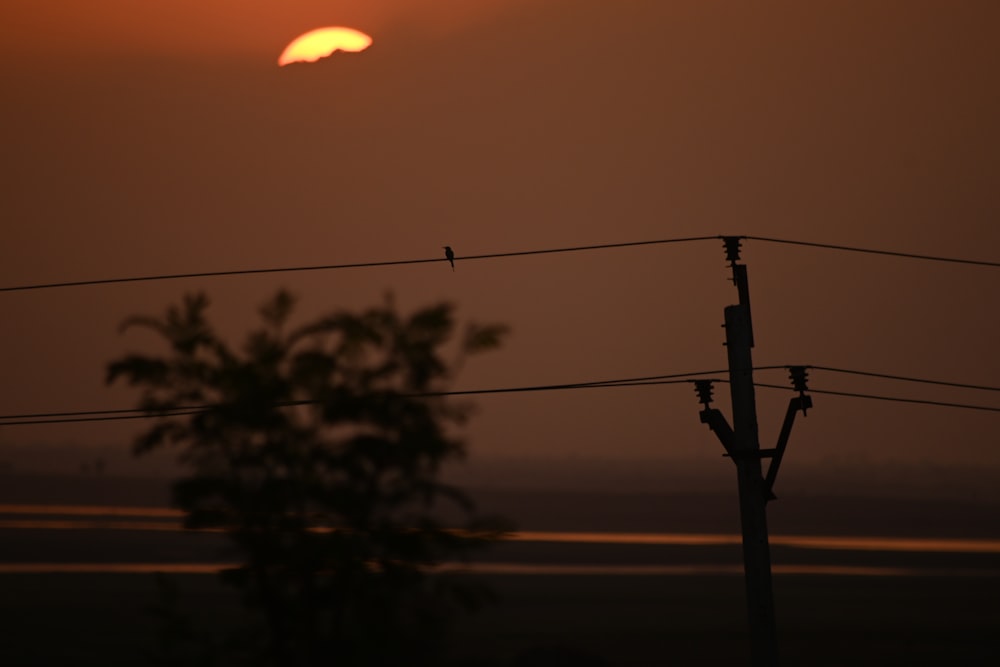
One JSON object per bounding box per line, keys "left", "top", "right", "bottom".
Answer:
{"left": 278, "top": 27, "right": 373, "bottom": 66}
{"left": 7, "top": 504, "right": 1000, "bottom": 556}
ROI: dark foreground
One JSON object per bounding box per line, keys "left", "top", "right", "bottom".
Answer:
{"left": 2, "top": 475, "right": 999, "bottom": 664}
{"left": 1, "top": 571, "right": 998, "bottom": 666}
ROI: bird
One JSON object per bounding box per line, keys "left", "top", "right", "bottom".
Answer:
{"left": 443, "top": 246, "right": 455, "bottom": 271}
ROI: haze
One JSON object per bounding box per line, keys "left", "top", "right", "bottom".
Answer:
{"left": 1, "top": 0, "right": 999, "bottom": 498}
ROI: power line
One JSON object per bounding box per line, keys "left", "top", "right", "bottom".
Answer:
{"left": 753, "top": 382, "right": 1000, "bottom": 413}
{"left": 582, "top": 365, "right": 790, "bottom": 387}
{"left": 0, "top": 410, "right": 209, "bottom": 427}
{"left": 3, "top": 364, "right": 998, "bottom": 426}
{"left": 6, "top": 374, "right": 1000, "bottom": 427}
{"left": 746, "top": 236, "right": 1000, "bottom": 268}
{"left": 0, "top": 407, "right": 185, "bottom": 420}
{"left": 3, "top": 234, "right": 997, "bottom": 294}
{"left": 0, "top": 374, "right": 723, "bottom": 427}
{"left": 425, "top": 377, "right": 701, "bottom": 397}
{"left": 0, "top": 236, "right": 719, "bottom": 293}
{"left": 0, "top": 367, "right": 801, "bottom": 424}
{"left": 809, "top": 365, "right": 1000, "bottom": 392}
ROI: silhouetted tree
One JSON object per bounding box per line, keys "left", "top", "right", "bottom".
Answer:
{"left": 108, "top": 291, "right": 510, "bottom": 666}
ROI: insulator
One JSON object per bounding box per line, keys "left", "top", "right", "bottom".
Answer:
{"left": 694, "top": 380, "right": 715, "bottom": 406}
{"left": 788, "top": 366, "right": 809, "bottom": 393}
{"left": 723, "top": 236, "right": 743, "bottom": 264}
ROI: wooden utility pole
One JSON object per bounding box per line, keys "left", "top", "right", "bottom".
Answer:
{"left": 694, "top": 237, "right": 813, "bottom": 667}
{"left": 722, "top": 237, "right": 777, "bottom": 666}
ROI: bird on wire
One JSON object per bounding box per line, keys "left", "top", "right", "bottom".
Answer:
{"left": 443, "top": 246, "right": 455, "bottom": 271}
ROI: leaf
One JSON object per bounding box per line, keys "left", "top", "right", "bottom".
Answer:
{"left": 258, "top": 290, "right": 296, "bottom": 330}
{"left": 132, "top": 419, "right": 188, "bottom": 455}
{"left": 463, "top": 322, "right": 510, "bottom": 353}
{"left": 407, "top": 304, "right": 453, "bottom": 342}
{"left": 105, "top": 356, "right": 171, "bottom": 386}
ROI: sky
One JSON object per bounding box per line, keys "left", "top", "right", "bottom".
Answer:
{"left": 1, "top": 1, "right": 999, "bottom": 490}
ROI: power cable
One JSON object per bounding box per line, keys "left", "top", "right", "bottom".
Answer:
{"left": 1, "top": 366, "right": 816, "bottom": 425}
{"left": 753, "top": 382, "right": 1000, "bottom": 413}
{"left": 809, "top": 365, "right": 1000, "bottom": 392}
{"left": 5, "top": 374, "right": 1000, "bottom": 426}
{"left": 0, "top": 410, "right": 209, "bottom": 427}
{"left": 746, "top": 236, "right": 1000, "bottom": 268}
{"left": 3, "top": 364, "right": 998, "bottom": 426}
{"left": 0, "top": 375, "right": 724, "bottom": 427}
{"left": 6, "top": 234, "right": 998, "bottom": 294}
{"left": 0, "top": 236, "right": 718, "bottom": 293}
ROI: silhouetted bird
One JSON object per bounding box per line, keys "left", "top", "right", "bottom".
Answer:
{"left": 443, "top": 246, "right": 455, "bottom": 271}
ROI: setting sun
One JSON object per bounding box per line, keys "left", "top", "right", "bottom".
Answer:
{"left": 278, "top": 27, "right": 373, "bottom": 66}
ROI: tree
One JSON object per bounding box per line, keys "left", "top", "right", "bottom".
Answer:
{"left": 107, "top": 291, "right": 510, "bottom": 666}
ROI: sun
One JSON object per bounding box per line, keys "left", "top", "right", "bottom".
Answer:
{"left": 278, "top": 27, "right": 373, "bottom": 66}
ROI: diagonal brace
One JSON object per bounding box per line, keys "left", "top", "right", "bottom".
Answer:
{"left": 699, "top": 407, "right": 735, "bottom": 457}
{"left": 763, "top": 395, "right": 812, "bottom": 500}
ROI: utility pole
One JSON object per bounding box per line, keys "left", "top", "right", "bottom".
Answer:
{"left": 693, "top": 237, "right": 813, "bottom": 667}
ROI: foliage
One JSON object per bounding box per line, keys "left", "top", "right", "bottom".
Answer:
{"left": 107, "top": 291, "right": 510, "bottom": 666}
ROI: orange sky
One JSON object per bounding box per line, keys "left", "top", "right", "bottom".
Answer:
{"left": 1, "top": 1, "right": 999, "bottom": 489}
{"left": 0, "top": 0, "right": 527, "bottom": 58}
